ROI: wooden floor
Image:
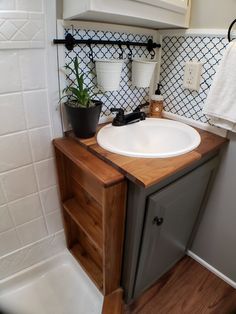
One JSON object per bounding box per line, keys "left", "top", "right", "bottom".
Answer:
{"left": 125, "top": 257, "right": 236, "bottom": 314}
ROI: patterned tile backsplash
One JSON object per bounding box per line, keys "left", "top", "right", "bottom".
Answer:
{"left": 64, "top": 27, "right": 155, "bottom": 117}
{"left": 160, "top": 34, "right": 228, "bottom": 126}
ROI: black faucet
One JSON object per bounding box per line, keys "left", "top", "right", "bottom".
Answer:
{"left": 110, "top": 105, "right": 147, "bottom": 126}
{"left": 133, "top": 102, "right": 149, "bottom": 112}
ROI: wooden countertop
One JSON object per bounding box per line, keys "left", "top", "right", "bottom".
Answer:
{"left": 65, "top": 123, "right": 228, "bottom": 188}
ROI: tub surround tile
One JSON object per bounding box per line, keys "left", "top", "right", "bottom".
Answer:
{"left": 16, "top": 217, "right": 48, "bottom": 246}
{"left": 0, "top": 20, "right": 17, "bottom": 39}
{"left": 16, "top": 18, "right": 44, "bottom": 43}
{"left": 16, "top": 0, "right": 43, "bottom": 12}
{"left": 29, "top": 127, "right": 53, "bottom": 162}
{"left": 0, "top": 51, "right": 21, "bottom": 94}
{"left": 0, "top": 229, "right": 21, "bottom": 257}
{"left": 0, "top": 93, "right": 26, "bottom": 135}
{"left": 0, "top": 132, "right": 32, "bottom": 173}
{"left": 23, "top": 90, "right": 49, "bottom": 128}
{"left": 0, "top": 180, "right": 7, "bottom": 205}
{"left": 35, "top": 159, "right": 57, "bottom": 190}
{"left": 0, "top": 1, "right": 63, "bottom": 277}
{"left": 1, "top": 165, "right": 38, "bottom": 202}
{"left": 0, "top": 205, "right": 14, "bottom": 233}
{"left": 0, "top": 0, "right": 16, "bottom": 10}
{"left": 19, "top": 50, "right": 46, "bottom": 91}
{"left": 46, "top": 211, "right": 63, "bottom": 234}
{"left": 8, "top": 193, "right": 43, "bottom": 226}
{"left": 0, "top": 12, "right": 28, "bottom": 19}
{"left": 0, "top": 11, "right": 45, "bottom": 49}
{"left": 40, "top": 186, "right": 60, "bottom": 214}
{"left": 0, "top": 231, "right": 65, "bottom": 280}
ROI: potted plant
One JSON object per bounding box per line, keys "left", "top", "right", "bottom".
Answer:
{"left": 62, "top": 57, "right": 103, "bottom": 138}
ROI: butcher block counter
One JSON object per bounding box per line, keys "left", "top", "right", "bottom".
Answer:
{"left": 64, "top": 125, "right": 228, "bottom": 188}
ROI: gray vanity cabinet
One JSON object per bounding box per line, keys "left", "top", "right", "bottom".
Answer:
{"left": 122, "top": 156, "right": 219, "bottom": 302}
{"left": 134, "top": 161, "right": 213, "bottom": 295}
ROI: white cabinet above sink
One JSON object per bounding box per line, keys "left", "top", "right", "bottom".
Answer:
{"left": 63, "top": 0, "right": 191, "bottom": 29}
{"left": 132, "top": 0, "right": 188, "bottom": 14}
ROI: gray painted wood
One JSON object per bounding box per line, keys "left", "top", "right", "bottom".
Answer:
{"left": 133, "top": 157, "right": 218, "bottom": 298}
{"left": 122, "top": 154, "right": 219, "bottom": 303}
{"left": 121, "top": 181, "right": 147, "bottom": 302}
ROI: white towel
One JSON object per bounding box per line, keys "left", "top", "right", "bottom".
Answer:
{"left": 203, "top": 42, "right": 236, "bottom": 132}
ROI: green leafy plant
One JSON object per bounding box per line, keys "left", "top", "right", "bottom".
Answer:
{"left": 61, "top": 57, "right": 99, "bottom": 108}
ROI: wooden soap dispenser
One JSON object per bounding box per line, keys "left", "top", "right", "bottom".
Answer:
{"left": 150, "top": 83, "right": 163, "bottom": 118}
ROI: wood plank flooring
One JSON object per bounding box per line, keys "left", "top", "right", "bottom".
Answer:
{"left": 125, "top": 257, "right": 236, "bottom": 314}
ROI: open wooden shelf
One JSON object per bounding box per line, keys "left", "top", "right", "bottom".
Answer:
{"left": 70, "top": 243, "right": 103, "bottom": 291}
{"left": 63, "top": 197, "right": 103, "bottom": 255}
{"left": 53, "top": 137, "right": 127, "bottom": 296}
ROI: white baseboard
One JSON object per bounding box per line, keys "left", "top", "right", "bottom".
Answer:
{"left": 187, "top": 250, "right": 236, "bottom": 289}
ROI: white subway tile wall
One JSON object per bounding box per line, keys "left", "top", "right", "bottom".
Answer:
{"left": 1, "top": 165, "right": 38, "bottom": 201}
{"left": 35, "top": 159, "right": 57, "bottom": 190}
{"left": 0, "top": 132, "right": 32, "bottom": 172}
{"left": 0, "top": 181, "right": 7, "bottom": 205}
{"left": 40, "top": 186, "right": 60, "bottom": 214}
{"left": 29, "top": 127, "right": 53, "bottom": 162}
{"left": 19, "top": 50, "right": 46, "bottom": 90}
{"left": 0, "top": 205, "right": 14, "bottom": 233}
{"left": 23, "top": 90, "right": 50, "bottom": 128}
{"left": 0, "top": 0, "right": 15, "bottom": 11}
{"left": 0, "top": 0, "right": 65, "bottom": 278}
{"left": 0, "top": 51, "right": 21, "bottom": 94}
{"left": 0, "top": 93, "right": 26, "bottom": 135}
{"left": 16, "top": 0, "right": 43, "bottom": 12}
{"left": 0, "top": 229, "right": 21, "bottom": 256}
{"left": 46, "top": 211, "right": 63, "bottom": 235}
{"left": 8, "top": 193, "right": 43, "bottom": 225}
{"left": 16, "top": 216, "right": 48, "bottom": 245}
{"left": 0, "top": 231, "right": 65, "bottom": 280}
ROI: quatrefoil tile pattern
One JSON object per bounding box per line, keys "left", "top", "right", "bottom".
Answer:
{"left": 64, "top": 28, "right": 154, "bottom": 117}
{"left": 160, "top": 35, "right": 228, "bottom": 125}
{"left": 0, "top": 11, "right": 45, "bottom": 49}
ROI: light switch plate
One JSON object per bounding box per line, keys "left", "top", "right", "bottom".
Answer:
{"left": 183, "top": 61, "right": 202, "bottom": 91}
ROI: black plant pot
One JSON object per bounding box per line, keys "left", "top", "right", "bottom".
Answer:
{"left": 65, "top": 100, "right": 102, "bottom": 138}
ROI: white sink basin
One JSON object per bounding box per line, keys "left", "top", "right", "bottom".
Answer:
{"left": 97, "top": 118, "right": 201, "bottom": 158}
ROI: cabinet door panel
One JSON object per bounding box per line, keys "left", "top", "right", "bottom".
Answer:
{"left": 132, "top": 0, "right": 188, "bottom": 13}
{"left": 134, "top": 159, "right": 216, "bottom": 297}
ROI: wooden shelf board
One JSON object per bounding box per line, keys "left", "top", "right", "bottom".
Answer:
{"left": 63, "top": 198, "right": 103, "bottom": 255}
{"left": 70, "top": 243, "right": 103, "bottom": 292}
{"left": 53, "top": 137, "right": 124, "bottom": 187}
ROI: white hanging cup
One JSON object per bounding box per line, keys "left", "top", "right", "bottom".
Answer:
{"left": 132, "top": 59, "right": 157, "bottom": 88}
{"left": 95, "top": 59, "right": 124, "bottom": 92}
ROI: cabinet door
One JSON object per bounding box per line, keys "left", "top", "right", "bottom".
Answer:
{"left": 132, "top": 0, "right": 188, "bottom": 13}
{"left": 134, "top": 159, "right": 216, "bottom": 297}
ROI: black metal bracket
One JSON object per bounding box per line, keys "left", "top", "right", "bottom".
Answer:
{"left": 53, "top": 33, "right": 161, "bottom": 54}
{"left": 228, "top": 19, "right": 236, "bottom": 42}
